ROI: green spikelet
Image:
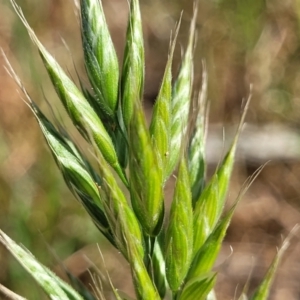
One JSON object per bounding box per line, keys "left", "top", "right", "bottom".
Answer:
{"left": 121, "top": 0, "right": 145, "bottom": 126}
{"left": 128, "top": 101, "right": 164, "bottom": 236}
{"left": 188, "top": 65, "right": 208, "bottom": 206}
{"left": 10, "top": 0, "right": 127, "bottom": 186}
{"left": 149, "top": 22, "right": 180, "bottom": 178}
{"left": 95, "top": 151, "right": 144, "bottom": 260}
{"left": 165, "top": 158, "right": 193, "bottom": 291}
{"left": 80, "top": 0, "right": 119, "bottom": 118}
{"left": 166, "top": 5, "right": 198, "bottom": 178}
{"left": 193, "top": 97, "right": 250, "bottom": 255}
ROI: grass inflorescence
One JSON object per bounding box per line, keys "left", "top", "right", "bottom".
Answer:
{"left": 0, "top": 0, "right": 295, "bottom": 299}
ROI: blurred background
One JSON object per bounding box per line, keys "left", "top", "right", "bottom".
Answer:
{"left": 1, "top": 0, "right": 300, "bottom": 299}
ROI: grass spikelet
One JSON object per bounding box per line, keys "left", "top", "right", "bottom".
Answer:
{"left": 188, "top": 165, "right": 263, "bottom": 283}
{"left": 249, "top": 226, "right": 298, "bottom": 300}
{"left": 128, "top": 100, "right": 164, "bottom": 236}
{"left": 178, "top": 272, "right": 217, "bottom": 300}
{"left": 93, "top": 152, "right": 160, "bottom": 300}
{"left": 121, "top": 0, "right": 145, "bottom": 126}
{"left": 188, "top": 63, "right": 208, "bottom": 206}
{"left": 149, "top": 21, "right": 181, "bottom": 177}
{"left": 95, "top": 151, "right": 144, "bottom": 261}
{"left": 193, "top": 94, "right": 251, "bottom": 255}
{"left": 3, "top": 54, "right": 114, "bottom": 244}
{"left": 165, "top": 158, "right": 193, "bottom": 292}
{"left": 9, "top": 0, "right": 128, "bottom": 186}
{"left": 187, "top": 204, "right": 236, "bottom": 281}
{"left": 129, "top": 248, "right": 161, "bottom": 300}
{"left": 80, "top": 0, "right": 119, "bottom": 118}
{"left": 166, "top": 2, "right": 198, "bottom": 178}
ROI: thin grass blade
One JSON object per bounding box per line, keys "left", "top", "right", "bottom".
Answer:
{"left": 0, "top": 284, "right": 26, "bottom": 300}
{"left": 0, "top": 231, "right": 83, "bottom": 300}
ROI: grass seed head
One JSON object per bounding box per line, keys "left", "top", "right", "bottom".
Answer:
{"left": 5, "top": 1, "right": 287, "bottom": 299}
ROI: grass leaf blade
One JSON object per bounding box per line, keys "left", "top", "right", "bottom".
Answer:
{"left": 0, "top": 231, "right": 83, "bottom": 300}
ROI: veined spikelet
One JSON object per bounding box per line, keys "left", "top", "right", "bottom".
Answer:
{"left": 80, "top": 0, "right": 119, "bottom": 118}
{"left": 94, "top": 151, "right": 160, "bottom": 299}
{"left": 121, "top": 0, "right": 145, "bottom": 126}
{"left": 128, "top": 101, "right": 164, "bottom": 236}
{"left": 193, "top": 96, "right": 250, "bottom": 255}
{"left": 166, "top": 4, "right": 198, "bottom": 178}
{"left": 165, "top": 158, "right": 193, "bottom": 291}
{"left": 149, "top": 21, "right": 180, "bottom": 178}
{"left": 95, "top": 151, "right": 144, "bottom": 260}
{"left": 128, "top": 244, "right": 161, "bottom": 300}
{"left": 187, "top": 205, "right": 236, "bottom": 281}
{"left": 188, "top": 64, "right": 208, "bottom": 206}
{"left": 10, "top": 0, "right": 127, "bottom": 186}
{"left": 3, "top": 55, "right": 113, "bottom": 243}
{"left": 31, "top": 106, "right": 113, "bottom": 242}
